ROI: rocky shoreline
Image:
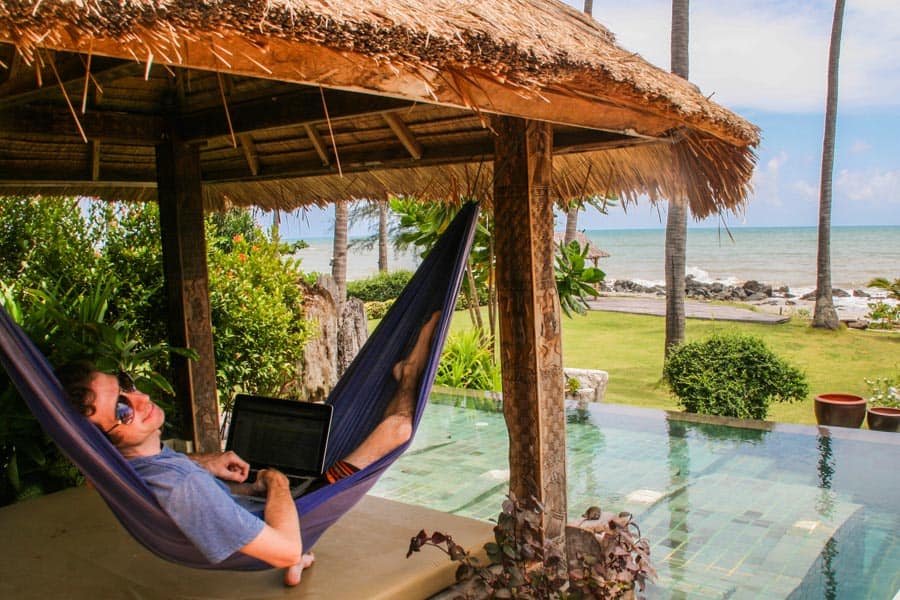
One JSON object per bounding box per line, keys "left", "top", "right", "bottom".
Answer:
{"left": 601, "top": 275, "right": 876, "bottom": 303}
{"left": 600, "top": 276, "right": 886, "bottom": 324}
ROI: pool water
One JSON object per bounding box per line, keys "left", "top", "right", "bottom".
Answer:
{"left": 369, "top": 394, "right": 900, "bottom": 599}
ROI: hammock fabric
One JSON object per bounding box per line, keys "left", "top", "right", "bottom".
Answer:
{"left": 0, "top": 202, "right": 480, "bottom": 571}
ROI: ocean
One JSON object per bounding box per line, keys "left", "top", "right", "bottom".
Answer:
{"left": 291, "top": 225, "right": 899, "bottom": 298}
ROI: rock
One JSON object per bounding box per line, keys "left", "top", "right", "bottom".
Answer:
{"left": 299, "top": 280, "right": 339, "bottom": 402}
{"left": 846, "top": 319, "right": 869, "bottom": 330}
{"left": 743, "top": 280, "right": 772, "bottom": 296}
{"left": 801, "top": 291, "right": 816, "bottom": 301}
{"left": 337, "top": 297, "right": 368, "bottom": 377}
{"left": 746, "top": 292, "right": 768, "bottom": 301}
{"left": 833, "top": 288, "right": 850, "bottom": 298}
{"left": 564, "top": 368, "right": 609, "bottom": 403}
{"left": 853, "top": 289, "right": 870, "bottom": 298}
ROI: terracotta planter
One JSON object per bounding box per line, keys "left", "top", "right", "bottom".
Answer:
{"left": 867, "top": 407, "right": 900, "bottom": 432}
{"left": 814, "top": 393, "right": 867, "bottom": 428}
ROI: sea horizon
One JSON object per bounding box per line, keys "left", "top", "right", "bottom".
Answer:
{"left": 289, "top": 224, "right": 900, "bottom": 298}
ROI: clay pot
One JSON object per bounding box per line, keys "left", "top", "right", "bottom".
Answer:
{"left": 814, "top": 393, "right": 867, "bottom": 428}
{"left": 867, "top": 407, "right": 900, "bottom": 432}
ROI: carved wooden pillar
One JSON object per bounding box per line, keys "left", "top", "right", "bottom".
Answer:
{"left": 156, "top": 140, "right": 221, "bottom": 453}
{"left": 493, "top": 116, "right": 567, "bottom": 540}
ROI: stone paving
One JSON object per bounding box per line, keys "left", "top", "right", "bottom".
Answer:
{"left": 587, "top": 295, "right": 791, "bottom": 323}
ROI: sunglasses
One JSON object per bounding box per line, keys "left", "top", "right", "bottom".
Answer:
{"left": 104, "top": 371, "right": 136, "bottom": 435}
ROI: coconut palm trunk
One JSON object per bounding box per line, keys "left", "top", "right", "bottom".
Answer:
{"left": 664, "top": 0, "right": 689, "bottom": 357}
{"left": 332, "top": 200, "right": 349, "bottom": 305}
{"left": 378, "top": 199, "right": 389, "bottom": 273}
{"left": 813, "top": 0, "right": 845, "bottom": 330}
{"left": 564, "top": 203, "right": 579, "bottom": 246}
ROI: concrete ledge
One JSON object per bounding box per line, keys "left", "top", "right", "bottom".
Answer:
{"left": 0, "top": 486, "right": 492, "bottom": 600}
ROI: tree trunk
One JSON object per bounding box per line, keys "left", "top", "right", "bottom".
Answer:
{"left": 378, "top": 199, "right": 389, "bottom": 273}
{"left": 564, "top": 203, "right": 579, "bottom": 246}
{"left": 332, "top": 200, "right": 349, "bottom": 305}
{"left": 813, "top": 0, "right": 845, "bottom": 330}
{"left": 664, "top": 0, "right": 689, "bottom": 357}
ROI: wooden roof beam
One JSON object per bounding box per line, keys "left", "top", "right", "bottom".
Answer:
{"left": 238, "top": 134, "right": 259, "bottom": 176}
{"left": 382, "top": 112, "right": 423, "bottom": 160}
{"left": 0, "top": 58, "right": 143, "bottom": 110}
{"left": 180, "top": 89, "right": 415, "bottom": 143}
{"left": 304, "top": 123, "right": 330, "bottom": 166}
{"left": 0, "top": 105, "right": 165, "bottom": 143}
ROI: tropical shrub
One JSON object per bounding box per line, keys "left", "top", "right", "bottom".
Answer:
{"left": 364, "top": 299, "right": 395, "bottom": 321}
{"left": 868, "top": 277, "right": 900, "bottom": 300}
{"left": 347, "top": 270, "right": 414, "bottom": 302}
{"left": 556, "top": 240, "right": 605, "bottom": 317}
{"left": 663, "top": 333, "right": 809, "bottom": 420}
{"left": 206, "top": 221, "right": 314, "bottom": 405}
{"left": 435, "top": 329, "right": 501, "bottom": 392}
{"left": 866, "top": 301, "right": 900, "bottom": 329}
{"left": 865, "top": 370, "right": 900, "bottom": 409}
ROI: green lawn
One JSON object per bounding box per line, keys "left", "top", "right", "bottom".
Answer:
{"left": 443, "top": 308, "right": 900, "bottom": 426}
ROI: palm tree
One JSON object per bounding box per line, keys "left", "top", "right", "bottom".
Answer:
{"left": 664, "top": 0, "right": 689, "bottom": 357}
{"left": 332, "top": 200, "right": 349, "bottom": 304}
{"left": 813, "top": 0, "right": 846, "bottom": 330}
{"left": 378, "top": 199, "right": 389, "bottom": 272}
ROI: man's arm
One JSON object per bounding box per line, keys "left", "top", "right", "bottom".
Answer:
{"left": 190, "top": 451, "right": 249, "bottom": 483}
{"left": 238, "top": 469, "right": 303, "bottom": 567}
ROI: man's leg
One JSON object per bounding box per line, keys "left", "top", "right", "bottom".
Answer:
{"left": 284, "top": 551, "right": 315, "bottom": 586}
{"left": 341, "top": 310, "right": 441, "bottom": 470}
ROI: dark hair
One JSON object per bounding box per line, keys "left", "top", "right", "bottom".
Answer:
{"left": 54, "top": 361, "right": 100, "bottom": 418}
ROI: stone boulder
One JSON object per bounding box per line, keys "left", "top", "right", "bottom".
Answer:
{"left": 564, "top": 368, "right": 609, "bottom": 403}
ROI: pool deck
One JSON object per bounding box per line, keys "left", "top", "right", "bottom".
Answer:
{"left": 0, "top": 487, "right": 492, "bottom": 599}
{"left": 588, "top": 295, "right": 791, "bottom": 324}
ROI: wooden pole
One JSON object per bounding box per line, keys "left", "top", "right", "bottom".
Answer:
{"left": 493, "top": 116, "right": 567, "bottom": 540}
{"left": 155, "top": 139, "right": 221, "bottom": 453}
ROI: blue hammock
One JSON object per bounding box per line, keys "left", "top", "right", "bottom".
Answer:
{"left": 0, "top": 202, "right": 479, "bottom": 570}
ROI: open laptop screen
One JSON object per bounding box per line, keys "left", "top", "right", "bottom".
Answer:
{"left": 225, "top": 394, "right": 332, "bottom": 478}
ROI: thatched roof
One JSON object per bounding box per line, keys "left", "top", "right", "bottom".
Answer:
{"left": 0, "top": 0, "right": 760, "bottom": 218}
{"left": 553, "top": 232, "right": 610, "bottom": 261}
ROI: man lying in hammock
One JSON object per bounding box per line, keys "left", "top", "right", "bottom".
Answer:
{"left": 55, "top": 311, "right": 440, "bottom": 587}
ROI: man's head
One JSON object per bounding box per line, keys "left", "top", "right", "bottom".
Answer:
{"left": 56, "top": 362, "right": 165, "bottom": 457}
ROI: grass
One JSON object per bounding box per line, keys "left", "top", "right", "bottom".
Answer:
{"left": 441, "top": 307, "right": 900, "bottom": 426}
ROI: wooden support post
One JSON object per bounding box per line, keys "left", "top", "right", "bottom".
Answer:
{"left": 155, "top": 140, "right": 221, "bottom": 453}
{"left": 493, "top": 116, "right": 567, "bottom": 540}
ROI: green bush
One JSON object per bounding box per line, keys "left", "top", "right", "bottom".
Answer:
{"left": 435, "top": 329, "right": 501, "bottom": 392}
{"left": 663, "top": 333, "right": 809, "bottom": 420}
{"left": 364, "top": 299, "right": 395, "bottom": 320}
{"left": 347, "top": 270, "right": 414, "bottom": 302}
{"left": 206, "top": 222, "right": 314, "bottom": 405}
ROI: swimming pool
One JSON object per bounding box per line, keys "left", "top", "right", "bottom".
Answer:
{"left": 369, "top": 392, "right": 900, "bottom": 599}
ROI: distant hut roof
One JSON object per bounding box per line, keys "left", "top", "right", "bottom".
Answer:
{"left": 553, "top": 232, "right": 610, "bottom": 261}
{"left": 0, "top": 0, "right": 760, "bottom": 217}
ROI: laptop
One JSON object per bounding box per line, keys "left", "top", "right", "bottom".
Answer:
{"left": 225, "top": 394, "right": 333, "bottom": 501}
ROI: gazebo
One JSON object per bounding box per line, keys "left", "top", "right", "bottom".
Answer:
{"left": 0, "top": 0, "right": 758, "bottom": 558}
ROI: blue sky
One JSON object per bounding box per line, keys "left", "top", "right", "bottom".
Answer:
{"left": 274, "top": 0, "right": 900, "bottom": 237}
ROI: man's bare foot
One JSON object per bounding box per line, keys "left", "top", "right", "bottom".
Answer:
{"left": 283, "top": 552, "right": 315, "bottom": 587}
{"left": 386, "top": 311, "right": 441, "bottom": 417}
{"left": 392, "top": 311, "right": 441, "bottom": 383}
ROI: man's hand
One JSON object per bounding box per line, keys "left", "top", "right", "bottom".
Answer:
{"left": 191, "top": 451, "right": 250, "bottom": 482}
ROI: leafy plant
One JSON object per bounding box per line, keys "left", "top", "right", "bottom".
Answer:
{"left": 347, "top": 270, "right": 414, "bottom": 302}
{"left": 435, "top": 329, "right": 502, "bottom": 392}
{"left": 364, "top": 299, "right": 395, "bottom": 321}
{"left": 556, "top": 240, "right": 605, "bottom": 317}
{"left": 865, "top": 370, "right": 900, "bottom": 409}
{"left": 206, "top": 218, "right": 314, "bottom": 405}
{"left": 663, "top": 333, "right": 809, "bottom": 420}
{"left": 567, "top": 375, "right": 582, "bottom": 395}
{"left": 866, "top": 301, "right": 900, "bottom": 329}
{"left": 868, "top": 277, "right": 900, "bottom": 301}
{"left": 407, "top": 494, "right": 655, "bottom": 599}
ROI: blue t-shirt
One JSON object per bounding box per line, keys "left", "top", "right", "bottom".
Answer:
{"left": 130, "top": 446, "right": 265, "bottom": 564}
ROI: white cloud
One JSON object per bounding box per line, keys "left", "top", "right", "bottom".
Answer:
{"left": 790, "top": 179, "right": 818, "bottom": 202}
{"left": 563, "top": 0, "right": 900, "bottom": 111}
{"left": 834, "top": 168, "right": 900, "bottom": 202}
{"left": 749, "top": 151, "right": 789, "bottom": 206}
{"left": 850, "top": 140, "right": 872, "bottom": 154}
